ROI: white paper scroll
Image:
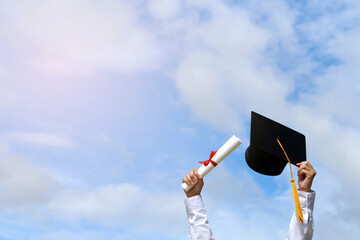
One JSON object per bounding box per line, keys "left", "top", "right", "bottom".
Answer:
{"left": 181, "top": 135, "right": 242, "bottom": 192}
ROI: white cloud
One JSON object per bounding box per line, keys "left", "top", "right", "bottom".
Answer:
{"left": 148, "top": 0, "right": 181, "bottom": 20}
{"left": 306, "top": 165, "right": 360, "bottom": 239}
{"left": 180, "top": 127, "right": 199, "bottom": 138}
{"left": 29, "top": 230, "right": 123, "bottom": 240}
{"left": 46, "top": 183, "right": 186, "bottom": 236}
{"left": 0, "top": 0, "right": 165, "bottom": 134}
{"left": 0, "top": 0, "right": 161, "bottom": 77}
{"left": 3, "top": 132, "right": 73, "bottom": 148}
{"left": 174, "top": 1, "right": 292, "bottom": 133}
{"left": 0, "top": 142, "right": 59, "bottom": 208}
{"left": 0, "top": 141, "right": 187, "bottom": 238}
{"left": 210, "top": 207, "right": 289, "bottom": 239}
{"left": 206, "top": 166, "right": 265, "bottom": 205}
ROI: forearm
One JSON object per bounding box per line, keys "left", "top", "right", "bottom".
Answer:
{"left": 184, "top": 195, "right": 215, "bottom": 240}
{"left": 287, "top": 191, "right": 316, "bottom": 240}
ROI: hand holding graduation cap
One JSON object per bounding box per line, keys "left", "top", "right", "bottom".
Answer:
{"left": 296, "top": 161, "right": 316, "bottom": 192}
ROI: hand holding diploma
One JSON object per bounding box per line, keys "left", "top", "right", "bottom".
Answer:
{"left": 182, "top": 135, "right": 242, "bottom": 193}
{"left": 183, "top": 167, "right": 204, "bottom": 198}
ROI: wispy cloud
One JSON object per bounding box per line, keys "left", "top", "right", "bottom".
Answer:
{"left": 3, "top": 132, "right": 73, "bottom": 148}
{"left": 0, "top": 141, "right": 186, "bottom": 239}
{"left": 0, "top": 142, "right": 59, "bottom": 207}
{"left": 0, "top": 0, "right": 162, "bottom": 77}
{"left": 180, "top": 127, "right": 199, "bottom": 138}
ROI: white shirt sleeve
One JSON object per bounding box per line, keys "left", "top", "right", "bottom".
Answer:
{"left": 184, "top": 195, "right": 215, "bottom": 240}
{"left": 287, "top": 190, "right": 316, "bottom": 240}
{"left": 184, "top": 191, "right": 315, "bottom": 240}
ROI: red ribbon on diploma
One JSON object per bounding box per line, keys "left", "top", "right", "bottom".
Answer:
{"left": 199, "top": 150, "right": 218, "bottom": 167}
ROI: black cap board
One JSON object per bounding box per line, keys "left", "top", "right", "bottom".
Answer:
{"left": 245, "top": 111, "right": 306, "bottom": 176}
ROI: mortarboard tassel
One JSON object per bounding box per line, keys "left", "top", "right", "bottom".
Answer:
{"left": 276, "top": 138, "right": 304, "bottom": 223}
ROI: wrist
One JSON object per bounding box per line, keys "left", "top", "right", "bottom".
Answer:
{"left": 186, "top": 192, "right": 200, "bottom": 198}
{"left": 299, "top": 186, "right": 311, "bottom": 192}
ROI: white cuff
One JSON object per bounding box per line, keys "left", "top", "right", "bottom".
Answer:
{"left": 184, "top": 195, "right": 204, "bottom": 213}
{"left": 298, "top": 190, "right": 316, "bottom": 224}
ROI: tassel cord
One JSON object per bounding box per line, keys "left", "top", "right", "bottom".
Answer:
{"left": 277, "top": 138, "right": 304, "bottom": 223}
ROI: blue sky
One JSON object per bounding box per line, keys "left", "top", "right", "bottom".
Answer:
{"left": 1, "top": 0, "right": 360, "bottom": 239}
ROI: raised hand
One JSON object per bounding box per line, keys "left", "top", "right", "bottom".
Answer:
{"left": 296, "top": 161, "right": 316, "bottom": 192}
{"left": 183, "top": 167, "right": 204, "bottom": 198}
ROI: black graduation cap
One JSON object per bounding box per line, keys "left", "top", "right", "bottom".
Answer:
{"left": 245, "top": 111, "right": 306, "bottom": 176}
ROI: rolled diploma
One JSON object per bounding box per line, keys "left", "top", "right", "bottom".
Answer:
{"left": 181, "top": 135, "right": 242, "bottom": 192}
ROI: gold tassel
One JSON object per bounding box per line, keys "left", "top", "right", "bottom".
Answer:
{"left": 291, "top": 178, "right": 304, "bottom": 223}
{"left": 277, "top": 138, "right": 304, "bottom": 223}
